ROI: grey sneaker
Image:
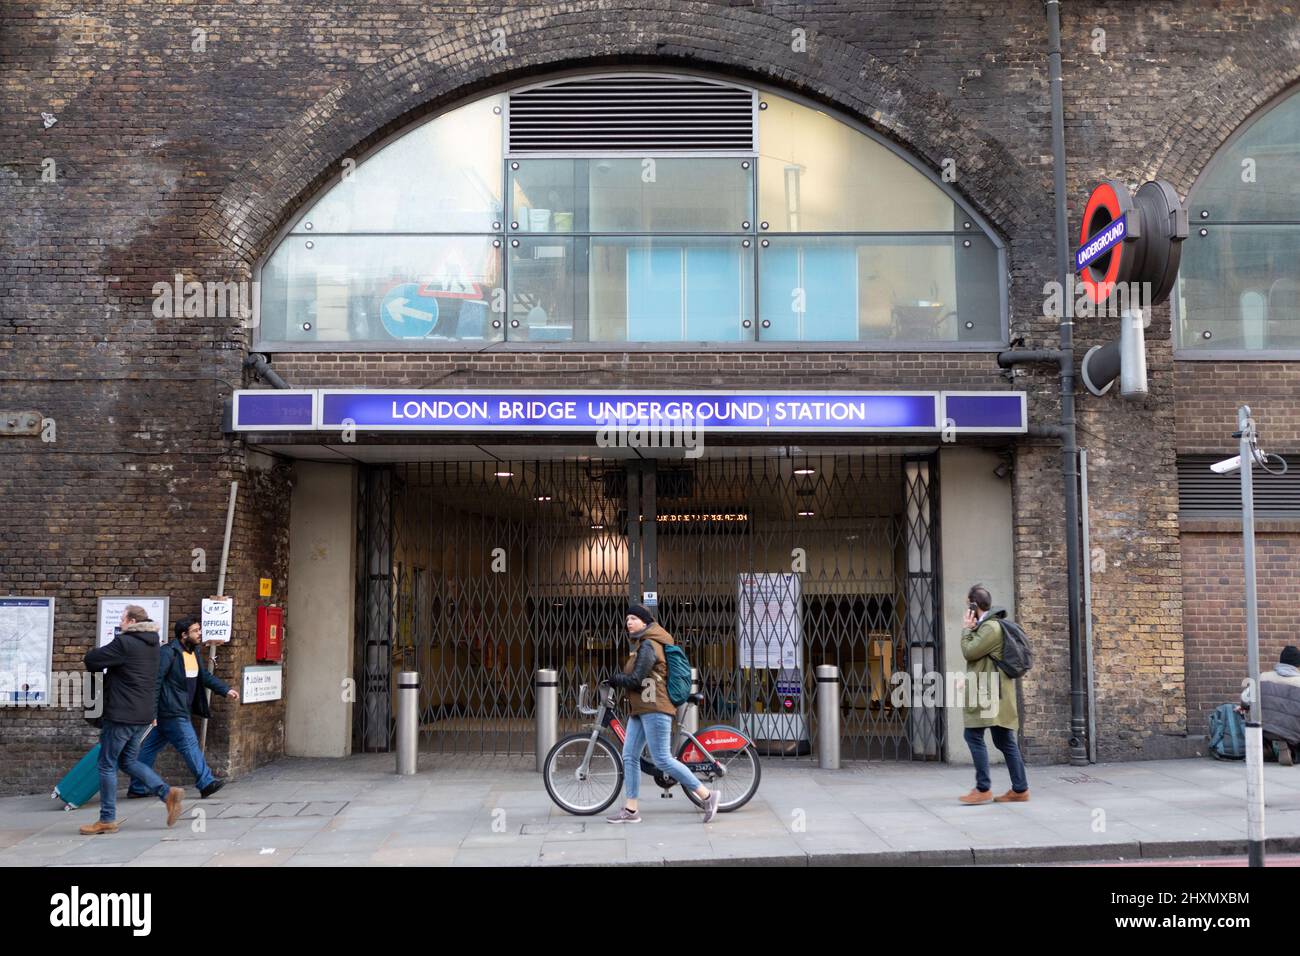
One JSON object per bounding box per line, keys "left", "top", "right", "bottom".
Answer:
{"left": 606, "top": 806, "right": 641, "bottom": 824}
{"left": 702, "top": 789, "right": 721, "bottom": 823}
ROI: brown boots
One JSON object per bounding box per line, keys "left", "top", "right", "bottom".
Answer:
{"left": 165, "top": 787, "right": 185, "bottom": 827}
{"left": 958, "top": 788, "right": 1030, "bottom": 805}
{"left": 79, "top": 820, "right": 120, "bottom": 835}
{"left": 79, "top": 787, "right": 185, "bottom": 834}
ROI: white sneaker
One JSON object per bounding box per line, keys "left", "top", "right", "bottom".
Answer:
{"left": 702, "top": 789, "right": 720, "bottom": 823}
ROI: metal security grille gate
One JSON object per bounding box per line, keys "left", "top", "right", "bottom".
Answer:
{"left": 354, "top": 453, "right": 943, "bottom": 760}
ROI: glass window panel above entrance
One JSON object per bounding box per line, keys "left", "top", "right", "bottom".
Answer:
{"left": 259, "top": 235, "right": 504, "bottom": 344}
{"left": 757, "top": 234, "right": 1001, "bottom": 343}
{"left": 509, "top": 236, "right": 755, "bottom": 342}
{"left": 509, "top": 157, "right": 753, "bottom": 233}
{"left": 292, "top": 95, "right": 506, "bottom": 234}
{"left": 757, "top": 94, "right": 958, "bottom": 233}
{"left": 257, "top": 73, "right": 1006, "bottom": 350}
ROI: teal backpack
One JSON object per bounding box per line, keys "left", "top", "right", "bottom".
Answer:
{"left": 662, "top": 644, "right": 693, "bottom": 706}
{"left": 1208, "top": 703, "right": 1246, "bottom": 760}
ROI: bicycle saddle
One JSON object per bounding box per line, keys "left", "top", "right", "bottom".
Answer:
{"left": 687, "top": 692, "right": 705, "bottom": 705}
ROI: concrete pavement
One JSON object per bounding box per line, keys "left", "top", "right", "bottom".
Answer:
{"left": 2, "top": 754, "right": 1299, "bottom": 866}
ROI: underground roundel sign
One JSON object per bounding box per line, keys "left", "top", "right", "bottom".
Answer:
{"left": 1076, "top": 180, "right": 1138, "bottom": 306}
{"left": 1076, "top": 179, "right": 1187, "bottom": 309}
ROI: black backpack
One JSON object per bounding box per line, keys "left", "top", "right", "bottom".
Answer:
{"left": 991, "top": 619, "right": 1032, "bottom": 679}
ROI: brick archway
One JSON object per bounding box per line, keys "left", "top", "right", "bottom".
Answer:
{"left": 1153, "top": 73, "right": 1300, "bottom": 195}
{"left": 200, "top": 0, "right": 1037, "bottom": 266}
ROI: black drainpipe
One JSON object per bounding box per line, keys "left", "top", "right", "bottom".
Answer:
{"left": 243, "top": 352, "right": 291, "bottom": 390}
{"left": 996, "top": 0, "right": 1090, "bottom": 766}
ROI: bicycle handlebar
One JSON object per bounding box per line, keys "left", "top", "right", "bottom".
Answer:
{"left": 576, "top": 682, "right": 608, "bottom": 716}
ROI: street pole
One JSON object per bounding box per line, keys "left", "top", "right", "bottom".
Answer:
{"left": 199, "top": 480, "right": 239, "bottom": 754}
{"left": 1236, "top": 406, "right": 1265, "bottom": 868}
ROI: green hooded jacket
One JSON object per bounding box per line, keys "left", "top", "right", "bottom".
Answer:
{"left": 960, "top": 608, "right": 1019, "bottom": 730}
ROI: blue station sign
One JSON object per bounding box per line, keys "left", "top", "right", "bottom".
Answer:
{"left": 231, "top": 389, "right": 1027, "bottom": 435}
{"left": 1075, "top": 212, "right": 1127, "bottom": 272}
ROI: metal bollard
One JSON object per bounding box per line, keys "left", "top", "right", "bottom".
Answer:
{"left": 535, "top": 669, "right": 558, "bottom": 772}
{"left": 816, "top": 664, "right": 841, "bottom": 770}
{"left": 681, "top": 667, "right": 701, "bottom": 737}
{"left": 396, "top": 671, "right": 419, "bottom": 775}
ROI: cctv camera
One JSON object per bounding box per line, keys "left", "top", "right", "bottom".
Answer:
{"left": 1210, "top": 455, "right": 1241, "bottom": 475}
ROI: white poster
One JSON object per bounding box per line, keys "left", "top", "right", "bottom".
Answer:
{"left": 202, "top": 597, "right": 234, "bottom": 644}
{"left": 0, "top": 597, "right": 55, "bottom": 703}
{"left": 242, "top": 665, "right": 282, "bottom": 703}
{"left": 736, "top": 573, "right": 802, "bottom": 670}
{"left": 97, "top": 596, "right": 170, "bottom": 648}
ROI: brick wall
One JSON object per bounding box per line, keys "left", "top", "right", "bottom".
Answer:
{"left": 3, "top": 0, "right": 1299, "bottom": 790}
{"left": 1181, "top": 521, "right": 1300, "bottom": 737}
{"left": 271, "top": 351, "right": 1012, "bottom": 390}
{"left": 1175, "top": 363, "right": 1300, "bottom": 455}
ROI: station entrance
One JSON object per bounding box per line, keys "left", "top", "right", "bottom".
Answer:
{"left": 354, "top": 451, "right": 943, "bottom": 761}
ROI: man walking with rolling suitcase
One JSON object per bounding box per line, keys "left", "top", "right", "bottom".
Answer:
{"left": 127, "top": 615, "right": 239, "bottom": 799}
{"left": 80, "top": 605, "right": 184, "bottom": 834}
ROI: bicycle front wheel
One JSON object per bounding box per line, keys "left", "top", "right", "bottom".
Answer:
{"left": 543, "top": 733, "right": 624, "bottom": 816}
{"left": 677, "top": 725, "right": 761, "bottom": 813}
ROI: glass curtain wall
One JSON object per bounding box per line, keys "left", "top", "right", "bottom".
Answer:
{"left": 258, "top": 78, "right": 1003, "bottom": 347}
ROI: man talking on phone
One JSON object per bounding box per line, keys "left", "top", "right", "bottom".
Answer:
{"left": 957, "top": 585, "right": 1030, "bottom": 805}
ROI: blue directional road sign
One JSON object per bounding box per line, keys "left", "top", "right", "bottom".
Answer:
{"left": 379, "top": 282, "right": 439, "bottom": 339}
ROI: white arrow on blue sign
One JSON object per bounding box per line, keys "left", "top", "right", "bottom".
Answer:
{"left": 380, "top": 283, "right": 440, "bottom": 338}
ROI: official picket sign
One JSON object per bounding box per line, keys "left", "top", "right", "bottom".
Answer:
{"left": 201, "top": 597, "right": 234, "bottom": 644}
{"left": 242, "top": 664, "right": 283, "bottom": 703}
{"left": 231, "top": 389, "right": 1027, "bottom": 434}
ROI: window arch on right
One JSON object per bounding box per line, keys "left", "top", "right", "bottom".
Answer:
{"left": 1175, "top": 86, "right": 1300, "bottom": 356}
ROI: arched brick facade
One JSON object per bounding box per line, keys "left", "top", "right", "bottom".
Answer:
{"left": 200, "top": 0, "right": 1039, "bottom": 266}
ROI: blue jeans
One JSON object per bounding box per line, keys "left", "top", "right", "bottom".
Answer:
{"left": 621, "top": 712, "right": 703, "bottom": 800}
{"left": 964, "top": 726, "right": 1029, "bottom": 793}
{"left": 98, "top": 721, "right": 171, "bottom": 822}
{"left": 128, "top": 716, "right": 214, "bottom": 796}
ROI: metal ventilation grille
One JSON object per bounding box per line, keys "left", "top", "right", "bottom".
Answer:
{"left": 508, "top": 76, "right": 755, "bottom": 152}
{"left": 1178, "top": 455, "right": 1300, "bottom": 516}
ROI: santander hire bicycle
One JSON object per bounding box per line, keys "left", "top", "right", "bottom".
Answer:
{"left": 542, "top": 681, "right": 761, "bottom": 815}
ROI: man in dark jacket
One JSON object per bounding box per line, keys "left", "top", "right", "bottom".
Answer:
{"left": 128, "top": 616, "right": 239, "bottom": 800}
{"left": 81, "top": 605, "right": 184, "bottom": 834}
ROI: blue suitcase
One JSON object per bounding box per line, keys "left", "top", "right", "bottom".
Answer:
{"left": 53, "top": 745, "right": 102, "bottom": 810}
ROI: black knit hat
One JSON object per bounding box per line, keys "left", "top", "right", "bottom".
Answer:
{"left": 626, "top": 604, "right": 655, "bottom": 627}
{"left": 1281, "top": 645, "right": 1300, "bottom": 668}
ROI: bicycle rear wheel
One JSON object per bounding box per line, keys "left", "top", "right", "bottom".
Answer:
{"left": 677, "top": 725, "right": 761, "bottom": 812}
{"left": 543, "top": 733, "right": 624, "bottom": 816}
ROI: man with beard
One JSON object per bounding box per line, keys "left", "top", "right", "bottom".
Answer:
{"left": 127, "top": 614, "right": 239, "bottom": 800}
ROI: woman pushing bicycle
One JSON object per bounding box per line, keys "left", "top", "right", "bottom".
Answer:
{"left": 603, "top": 604, "right": 721, "bottom": 824}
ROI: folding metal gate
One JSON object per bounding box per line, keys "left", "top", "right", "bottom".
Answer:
{"left": 354, "top": 453, "right": 943, "bottom": 760}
